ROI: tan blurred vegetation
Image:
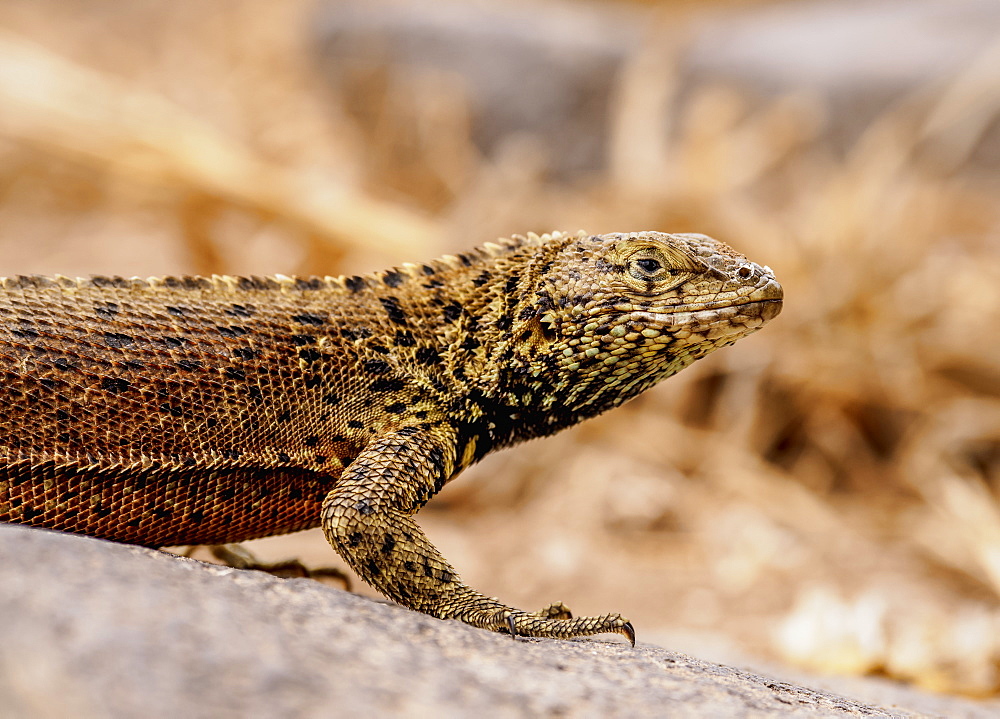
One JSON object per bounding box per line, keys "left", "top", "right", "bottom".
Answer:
{"left": 2, "top": 0, "right": 1000, "bottom": 698}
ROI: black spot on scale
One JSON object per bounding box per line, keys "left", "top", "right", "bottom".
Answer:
{"left": 291, "top": 313, "right": 326, "bottom": 326}
{"left": 11, "top": 327, "right": 38, "bottom": 339}
{"left": 291, "top": 334, "right": 315, "bottom": 346}
{"left": 394, "top": 330, "right": 415, "bottom": 347}
{"left": 90, "top": 276, "right": 129, "bottom": 289}
{"left": 233, "top": 347, "right": 258, "bottom": 360}
{"left": 177, "top": 359, "right": 202, "bottom": 371}
{"left": 39, "top": 378, "right": 58, "bottom": 389}
{"left": 347, "top": 532, "right": 363, "bottom": 547}
{"left": 166, "top": 306, "right": 186, "bottom": 316}
{"left": 104, "top": 332, "right": 134, "bottom": 348}
{"left": 457, "top": 253, "right": 473, "bottom": 267}
{"left": 505, "top": 274, "right": 520, "bottom": 294}
{"left": 341, "top": 327, "right": 372, "bottom": 341}
{"left": 355, "top": 499, "right": 375, "bottom": 516}
{"left": 304, "top": 435, "right": 320, "bottom": 447}
{"left": 370, "top": 378, "right": 405, "bottom": 393}
{"left": 381, "top": 534, "right": 396, "bottom": 554}
{"left": 226, "top": 304, "right": 255, "bottom": 318}
{"left": 294, "top": 278, "right": 324, "bottom": 291}
{"left": 53, "top": 357, "right": 75, "bottom": 371}
{"left": 277, "top": 452, "right": 291, "bottom": 463}
{"left": 217, "top": 326, "right": 249, "bottom": 338}
{"left": 422, "top": 264, "right": 436, "bottom": 276}
{"left": 94, "top": 303, "right": 119, "bottom": 320}
{"left": 379, "top": 297, "right": 407, "bottom": 325}
{"left": 363, "top": 359, "right": 391, "bottom": 375}
{"left": 385, "top": 402, "right": 406, "bottom": 414}
{"left": 277, "top": 410, "right": 292, "bottom": 422}
{"left": 237, "top": 277, "right": 277, "bottom": 291}
{"left": 298, "top": 348, "right": 322, "bottom": 363}
{"left": 496, "top": 314, "right": 512, "bottom": 331}
{"left": 224, "top": 367, "right": 246, "bottom": 381}
{"left": 345, "top": 276, "right": 367, "bottom": 293}
{"left": 160, "top": 403, "right": 183, "bottom": 418}
{"left": 442, "top": 303, "right": 462, "bottom": 323}
{"left": 472, "top": 270, "right": 491, "bottom": 287}
{"left": 323, "top": 392, "right": 340, "bottom": 406}
{"left": 397, "top": 426, "right": 420, "bottom": 437}
{"left": 428, "top": 445, "right": 446, "bottom": 479}
{"left": 304, "top": 375, "right": 322, "bottom": 390}
{"left": 348, "top": 420, "right": 364, "bottom": 429}
{"left": 182, "top": 277, "right": 211, "bottom": 290}
{"left": 366, "top": 560, "right": 382, "bottom": 577}
{"left": 383, "top": 270, "right": 405, "bottom": 288}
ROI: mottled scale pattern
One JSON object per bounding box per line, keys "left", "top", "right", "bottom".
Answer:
{"left": 0, "top": 231, "right": 782, "bottom": 644}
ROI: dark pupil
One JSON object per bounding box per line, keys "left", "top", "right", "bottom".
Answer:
{"left": 635, "top": 258, "right": 662, "bottom": 274}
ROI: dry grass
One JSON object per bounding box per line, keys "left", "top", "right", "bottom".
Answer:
{"left": 1, "top": 0, "right": 999, "bottom": 696}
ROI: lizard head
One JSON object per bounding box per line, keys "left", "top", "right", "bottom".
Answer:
{"left": 496, "top": 231, "right": 782, "bottom": 425}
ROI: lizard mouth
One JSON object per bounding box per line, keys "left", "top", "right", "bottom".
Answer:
{"left": 743, "top": 298, "right": 783, "bottom": 322}
{"left": 682, "top": 277, "right": 783, "bottom": 319}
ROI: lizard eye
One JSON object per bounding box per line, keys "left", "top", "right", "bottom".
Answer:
{"left": 629, "top": 256, "right": 666, "bottom": 281}
{"left": 635, "top": 258, "right": 661, "bottom": 274}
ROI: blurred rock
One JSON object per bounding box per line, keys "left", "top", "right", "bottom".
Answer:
{"left": 684, "top": 0, "right": 1000, "bottom": 164}
{"left": 3, "top": 522, "right": 992, "bottom": 718}
{"left": 311, "top": 0, "right": 640, "bottom": 179}
{"left": 312, "top": 0, "right": 1000, "bottom": 176}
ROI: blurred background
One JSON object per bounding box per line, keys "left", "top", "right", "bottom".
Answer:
{"left": 1, "top": 0, "right": 999, "bottom": 697}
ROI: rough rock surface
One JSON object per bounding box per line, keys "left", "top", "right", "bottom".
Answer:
{"left": 1, "top": 523, "right": 994, "bottom": 719}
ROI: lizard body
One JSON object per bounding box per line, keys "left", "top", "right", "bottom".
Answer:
{"left": 0, "top": 231, "right": 781, "bottom": 643}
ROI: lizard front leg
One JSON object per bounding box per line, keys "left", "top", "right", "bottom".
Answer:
{"left": 320, "top": 425, "right": 635, "bottom": 644}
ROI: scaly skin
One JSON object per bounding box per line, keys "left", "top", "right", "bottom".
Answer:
{"left": 0, "top": 231, "right": 782, "bottom": 644}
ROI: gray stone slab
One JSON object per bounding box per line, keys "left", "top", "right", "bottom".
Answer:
{"left": 2, "top": 522, "right": 993, "bottom": 719}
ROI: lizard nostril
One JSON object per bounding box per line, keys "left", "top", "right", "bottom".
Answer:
{"left": 737, "top": 265, "right": 752, "bottom": 279}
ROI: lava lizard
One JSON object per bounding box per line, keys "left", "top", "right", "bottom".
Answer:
{"left": 0, "top": 230, "right": 782, "bottom": 644}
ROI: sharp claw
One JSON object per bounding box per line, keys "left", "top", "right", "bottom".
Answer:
{"left": 506, "top": 614, "right": 519, "bottom": 641}
{"left": 621, "top": 621, "right": 636, "bottom": 647}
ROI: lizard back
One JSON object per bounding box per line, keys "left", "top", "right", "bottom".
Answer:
{"left": 0, "top": 237, "right": 533, "bottom": 545}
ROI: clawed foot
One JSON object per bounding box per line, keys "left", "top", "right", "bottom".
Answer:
{"left": 499, "top": 604, "right": 635, "bottom": 646}
{"left": 185, "top": 544, "right": 352, "bottom": 590}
